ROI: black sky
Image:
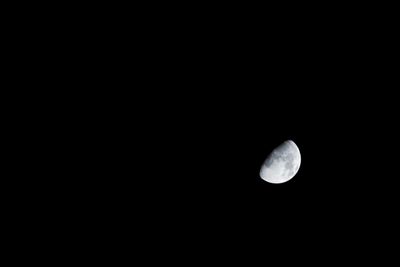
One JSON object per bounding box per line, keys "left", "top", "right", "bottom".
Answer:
{"left": 7, "top": 2, "right": 400, "bottom": 264}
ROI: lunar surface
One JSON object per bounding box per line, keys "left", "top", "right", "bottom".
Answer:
{"left": 260, "top": 140, "right": 301, "bottom": 184}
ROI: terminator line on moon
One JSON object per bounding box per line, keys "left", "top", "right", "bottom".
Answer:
{"left": 260, "top": 140, "right": 301, "bottom": 184}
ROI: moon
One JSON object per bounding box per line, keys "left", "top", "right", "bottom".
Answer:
{"left": 260, "top": 140, "right": 301, "bottom": 184}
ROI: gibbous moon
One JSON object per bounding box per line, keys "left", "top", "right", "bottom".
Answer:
{"left": 260, "top": 140, "right": 301, "bottom": 184}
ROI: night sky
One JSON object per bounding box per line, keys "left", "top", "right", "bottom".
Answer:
{"left": 6, "top": 2, "right": 400, "bottom": 265}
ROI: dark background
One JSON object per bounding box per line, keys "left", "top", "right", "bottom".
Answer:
{"left": 13, "top": 3, "right": 398, "bottom": 262}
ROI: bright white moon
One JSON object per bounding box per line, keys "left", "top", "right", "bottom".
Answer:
{"left": 260, "top": 140, "right": 301, "bottom": 184}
